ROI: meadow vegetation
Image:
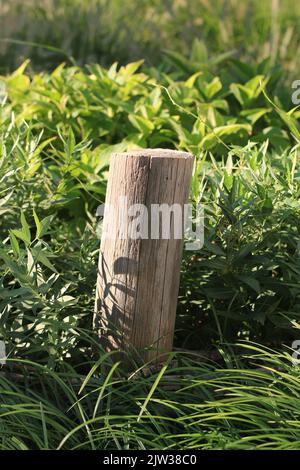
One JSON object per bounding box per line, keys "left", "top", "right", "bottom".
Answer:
{"left": 0, "top": 0, "right": 300, "bottom": 450}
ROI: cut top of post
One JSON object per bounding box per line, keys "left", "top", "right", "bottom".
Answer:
{"left": 113, "top": 148, "right": 193, "bottom": 160}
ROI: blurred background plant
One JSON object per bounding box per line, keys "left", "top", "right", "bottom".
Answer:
{"left": 0, "top": 0, "right": 299, "bottom": 77}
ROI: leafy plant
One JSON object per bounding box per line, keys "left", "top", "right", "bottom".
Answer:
{"left": 0, "top": 49, "right": 299, "bottom": 450}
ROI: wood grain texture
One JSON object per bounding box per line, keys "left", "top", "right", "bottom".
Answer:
{"left": 94, "top": 149, "right": 194, "bottom": 364}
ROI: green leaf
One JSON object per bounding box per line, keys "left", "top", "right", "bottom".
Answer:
{"left": 191, "top": 39, "right": 208, "bottom": 64}
{"left": 39, "top": 215, "right": 54, "bottom": 238}
{"left": 205, "top": 77, "right": 222, "bottom": 99}
{"left": 9, "top": 231, "right": 20, "bottom": 257}
{"left": 237, "top": 275, "right": 261, "bottom": 293}
{"left": 31, "top": 247, "right": 57, "bottom": 272}
{"left": 66, "top": 127, "right": 76, "bottom": 156}
{"left": 200, "top": 124, "right": 251, "bottom": 150}
{"left": 262, "top": 89, "right": 300, "bottom": 142}
{"left": 128, "top": 114, "right": 154, "bottom": 134}
{"left": 20, "top": 211, "right": 31, "bottom": 244}
{"left": 120, "top": 60, "right": 144, "bottom": 79}
{"left": 33, "top": 209, "right": 42, "bottom": 239}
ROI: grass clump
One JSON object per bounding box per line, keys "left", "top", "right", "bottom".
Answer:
{"left": 1, "top": 342, "right": 300, "bottom": 450}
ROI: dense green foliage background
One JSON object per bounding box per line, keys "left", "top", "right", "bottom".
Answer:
{"left": 0, "top": 0, "right": 300, "bottom": 451}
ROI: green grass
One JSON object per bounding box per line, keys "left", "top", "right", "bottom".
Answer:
{"left": 1, "top": 341, "right": 300, "bottom": 450}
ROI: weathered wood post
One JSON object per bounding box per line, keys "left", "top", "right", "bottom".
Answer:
{"left": 94, "top": 149, "right": 194, "bottom": 364}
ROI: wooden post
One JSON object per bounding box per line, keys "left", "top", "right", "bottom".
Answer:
{"left": 94, "top": 149, "right": 194, "bottom": 364}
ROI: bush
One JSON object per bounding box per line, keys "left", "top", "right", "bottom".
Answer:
{"left": 0, "top": 57, "right": 299, "bottom": 450}
{"left": 0, "top": 59, "right": 299, "bottom": 353}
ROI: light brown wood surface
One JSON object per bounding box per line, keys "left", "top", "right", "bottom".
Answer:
{"left": 94, "top": 149, "right": 194, "bottom": 364}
